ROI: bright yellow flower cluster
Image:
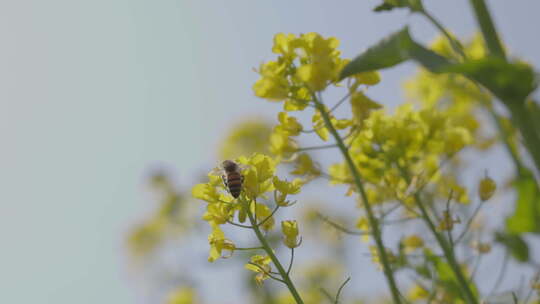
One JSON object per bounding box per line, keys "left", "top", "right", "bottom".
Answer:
{"left": 253, "top": 33, "right": 346, "bottom": 104}
{"left": 329, "top": 103, "right": 474, "bottom": 205}
{"left": 192, "top": 153, "right": 302, "bottom": 262}
{"left": 404, "top": 33, "right": 495, "bottom": 151}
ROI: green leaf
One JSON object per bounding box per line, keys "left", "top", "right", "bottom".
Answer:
{"left": 494, "top": 232, "right": 529, "bottom": 262}
{"left": 506, "top": 173, "right": 540, "bottom": 234}
{"left": 340, "top": 28, "right": 414, "bottom": 79}
{"left": 340, "top": 27, "right": 450, "bottom": 80}
{"left": 373, "top": 0, "right": 423, "bottom": 12}
{"left": 441, "top": 58, "right": 538, "bottom": 103}
{"left": 525, "top": 100, "right": 540, "bottom": 136}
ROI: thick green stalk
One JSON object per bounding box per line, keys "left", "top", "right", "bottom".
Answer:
{"left": 399, "top": 168, "right": 478, "bottom": 304}
{"left": 419, "top": 9, "right": 466, "bottom": 59}
{"left": 468, "top": 0, "right": 506, "bottom": 59}
{"left": 247, "top": 208, "right": 304, "bottom": 304}
{"left": 508, "top": 104, "right": 540, "bottom": 175}
{"left": 313, "top": 99, "right": 403, "bottom": 304}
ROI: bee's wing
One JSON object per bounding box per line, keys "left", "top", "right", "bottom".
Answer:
{"left": 209, "top": 166, "right": 223, "bottom": 176}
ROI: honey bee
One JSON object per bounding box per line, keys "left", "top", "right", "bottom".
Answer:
{"left": 219, "top": 160, "right": 244, "bottom": 198}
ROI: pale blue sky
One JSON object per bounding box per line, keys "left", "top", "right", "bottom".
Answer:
{"left": 1, "top": 1, "right": 539, "bottom": 303}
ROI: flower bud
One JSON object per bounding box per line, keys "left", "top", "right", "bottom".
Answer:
{"left": 479, "top": 175, "right": 496, "bottom": 201}
{"left": 281, "top": 220, "right": 300, "bottom": 248}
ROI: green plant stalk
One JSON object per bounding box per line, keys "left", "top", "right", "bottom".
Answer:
{"left": 468, "top": 0, "right": 506, "bottom": 59}
{"left": 399, "top": 168, "right": 478, "bottom": 304}
{"left": 421, "top": 4, "right": 540, "bottom": 175}
{"left": 313, "top": 98, "right": 403, "bottom": 304}
{"left": 508, "top": 104, "right": 540, "bottom": 175}
{"left": 419, "top": 9, "right": 466, "bottom": 59}
{"left": 246, "top": 207, "right": 304, "bottom": 304}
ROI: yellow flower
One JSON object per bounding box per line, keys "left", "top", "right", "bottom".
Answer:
{"left": 354, "top": 71, "right": 381, "bottom": 86}
{"left": 437, "top": 210, "right": 461, "bottom": 231}
{"left": 273, "top": 176, "right": 302, "bottom": 206}
{"left": 202, "top": 201, "right": 234, "bottom": 226}
{"left": 369, "top": 246, "right": 396, "bottom": 270}
{"left": 127, "top": 218, "right": 165, "bottom": 256}
{"left": 408, "top": 284, "right": 429, "bottom": 300}
{"left": 191, "top": 182, "right": 220, "bottom": 204}
{"left": 272, "top": 33, "right": 299, "bottom": 60}
{"left": 295, "top": 33, "right": 343, "bottom": 91}
{"left": 166, "top": 287, "right": 197, "bottom": 304}
{"left": 403, "top": 235, "right": 424, "bottom": 253}
{"left": 355, "top": 217, "right": 370, "bottom": 242}
{"left": 470, "top": 241, "right": 491, "bottom": 254}
{"left": 238, "top": 153, "right": 277, "bottom": 199}
{"left": 350, "top": 91, "right": 382, "bottom": 124}
{"left": 208, "top": 226, "right": 235, "bottom": 262}
{"left": 273, "top": 176, "right": 302, "bottom": 195}
{"left": 245, "top": 255, "right": 272, "bottom": 285}
{"left": 219, "top": 119, "right": 272, "bottom": 160}
{"left": 312, "top": 111, "right": 329, "bottom": 141}
{"left": 478, "top": 175, "right": 496, "bottom": 201}
{"left": 290, "top": 153, "right": 321, "bottom": 178}
{"left": 281, "top": 220, "right": 300, "bottom": 248}
{"left": 253, "top": 203, "right": 275, "bottom": 231}
{"left": 275, "top": 112, "right": 303, "bottom": 136}
{"left": 253, "top": 61, "right": 290, "bottom": 101}
{"left": 269, "top": 131, "right": 298, "bottom": 159}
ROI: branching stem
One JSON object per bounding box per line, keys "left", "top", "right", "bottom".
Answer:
{"left": 312, "top": 96, "right": 403, "bottom": 303}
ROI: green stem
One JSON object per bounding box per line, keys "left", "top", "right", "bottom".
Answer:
{"left": 509, "top": 104, "right": 540, "bottom": 175}
{"left": 247, "top": 207, "right": 304, "bottom": 304}
{"left": 398, "top": 167, "right": 478, "bottom": 304}
{"left": 468, "top": 0, "right": 506, "bottom": 59}
{"left": 419, "top": 9, "right": 467, "bottom": 59}
{"left": 312, "top": 98, "right": 403, "bottom": 304}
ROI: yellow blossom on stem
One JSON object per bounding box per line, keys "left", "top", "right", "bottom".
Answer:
{"left": 354, "top": 71, "right": 381, "bottom": 86}
{"left": 245, "top": 255, "right": 273, "bottom": 285}
{"left": 403, "top": 235, "right": 424, "bottom": 253}
{"left": 290, "top": 153, "right": 321, "bottom": 178}
{"left": 276, "top": 112, "right": 303, "bottom": 136}
{"left": 269, "top": 131, "right": 298, "bottom": 159}
{"left": 253, "top": 61, "right": 290, "bottom": 101}
{"left": 253, "top": 202, "right": 276, "bottom": 231}
{"left": 281, "top": 220, "right": 300, "bottom": 248}
{"left": 437, "top": 210, "right": 461, "bottom": 231}
{"left": 408, "top": 284, "right": 429, "bottom": 300}
{"left": 355, "top": 217, "right": 370, "bottom": 242}
{"left": 208, "top": 226, "right": 235, "bottom": 262}
{"left": 478, "top": 175, "right": 496, "bottom": 201}
{"left": 273, "top": 176, "right": 302, "bottom": 206}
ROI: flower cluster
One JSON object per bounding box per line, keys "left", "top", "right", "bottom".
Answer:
{"left": 329, "top": 103, "right": 474, "bottom": 206}
{"left": 192, "top": 153, "right": 303, "bottom": 263}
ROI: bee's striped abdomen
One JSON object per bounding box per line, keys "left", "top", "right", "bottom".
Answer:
{"left": 226, "top": 172, "right": 243, "bottom": 198}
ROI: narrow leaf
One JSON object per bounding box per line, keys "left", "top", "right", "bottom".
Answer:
{"left": 495, "top": 232, "right": 529, "bottom": 262}
{"left": 340, "top": 28, "right": 414, "bottom": 80}
{"left": 506, "top": 173, "right": 540, "bottom": 234}
{"left": 441, "top": 58, "right": 537, "bottom": 103}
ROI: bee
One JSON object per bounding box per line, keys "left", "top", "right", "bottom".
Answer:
{"left": 220, "top": 160, "right": 244, "bottom": 198}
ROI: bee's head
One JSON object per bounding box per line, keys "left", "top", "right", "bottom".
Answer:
{"left": 222, "top": 160, "right": 238, "bottom": 172}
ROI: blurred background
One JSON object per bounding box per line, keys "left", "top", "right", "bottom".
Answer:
{"left": 1, "top": 0, "right": 539, "bottom": 303}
